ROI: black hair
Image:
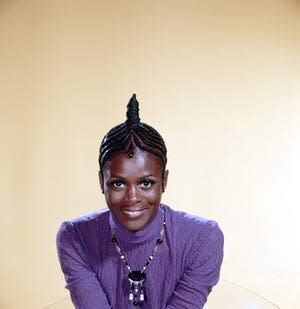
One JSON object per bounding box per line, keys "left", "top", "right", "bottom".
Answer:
{"left": 98, "top": 94, "right": 167, "bottom": 172}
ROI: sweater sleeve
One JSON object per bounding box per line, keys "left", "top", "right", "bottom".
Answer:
{"left": 56, "top": 221, "right": 111, "bottom": 309}
{"left": 166, "top": 222, "right": 224, "bottom": 309}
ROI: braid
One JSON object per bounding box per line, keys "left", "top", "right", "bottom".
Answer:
{"left": 99, "top": 94, "right": 167, "bottom": 171}
{"left": 126, "top": 93, "right": 140, "bottom": 127}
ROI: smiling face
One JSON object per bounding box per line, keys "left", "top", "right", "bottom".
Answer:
{"left": 99, "top": 148, "right": 168, "bottom": 232}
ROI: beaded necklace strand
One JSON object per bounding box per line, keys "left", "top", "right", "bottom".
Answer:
{"left": 111, "top": 207, "right": 166, "bottom": 306}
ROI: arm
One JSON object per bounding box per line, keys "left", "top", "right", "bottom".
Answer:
{"left": 166, "top": 222, "right": 224, "bottom": 309}
{"left": 56, "top": 221, "right": 111, "bottom": 309}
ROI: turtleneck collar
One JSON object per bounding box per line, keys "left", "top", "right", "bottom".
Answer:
{"left": 109, "top": 205, "right": 164, "bottom": 246}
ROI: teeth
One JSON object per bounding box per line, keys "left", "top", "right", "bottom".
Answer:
{"left": 123, "top": 210, "right": 144, "bottom": 218}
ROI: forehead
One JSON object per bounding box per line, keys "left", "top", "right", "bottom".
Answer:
{"left": 103, "top": 149, "right": 162, "bottom": 177}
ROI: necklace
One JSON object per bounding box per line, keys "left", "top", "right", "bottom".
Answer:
{"left": 111, "top": 207, "right": 166, "bottom": 306}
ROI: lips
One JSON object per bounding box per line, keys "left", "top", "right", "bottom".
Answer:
{"left": 122, "top": 208, "right": 148, "bottom": 220}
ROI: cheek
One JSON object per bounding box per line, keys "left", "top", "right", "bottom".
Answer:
{"left": 145, "top": 188, "right": 163, "bottom": 203}
{"left": 104, "top": 190, "right": 124, "bottom": 206}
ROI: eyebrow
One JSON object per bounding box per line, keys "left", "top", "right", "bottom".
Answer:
{"left": 108, "top": 175, "right": 126, "bottom": 180}
{"left": 108, "top": 174, "right": 157, "bottom": 180}
{"left": 137, "top": 174, "right": 157, "bottom": 180}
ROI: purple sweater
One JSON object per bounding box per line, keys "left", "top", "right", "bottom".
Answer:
{"left": 56, "top": 204, "right": 224, "bottom": 309}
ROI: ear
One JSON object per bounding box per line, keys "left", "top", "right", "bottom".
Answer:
{"left": 162, "top": 169, "right": 169, "bottom": 193}
{"left": 98, "top": 170, "right": 104, "bottom": 194}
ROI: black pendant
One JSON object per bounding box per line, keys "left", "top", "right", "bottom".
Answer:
{"left": 128, "top": 271, "right": 145, "bottom": 282}
{"left": 128, "top": 271, "right": 146, "bottom": 306}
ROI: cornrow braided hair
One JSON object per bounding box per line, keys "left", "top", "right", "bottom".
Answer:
{"left": 99, "top": 94, "right": 167, "bottom": 173}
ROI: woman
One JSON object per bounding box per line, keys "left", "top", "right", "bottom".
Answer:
{"left": 56, "top": 94, "right": 224, "bottom": 309}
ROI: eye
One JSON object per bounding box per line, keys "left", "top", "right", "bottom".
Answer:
{"left": 140, "top": 179, "right": 154, "bottom": 189}
{"left": 111, "top": 180, "right": 125, "bottom": 189}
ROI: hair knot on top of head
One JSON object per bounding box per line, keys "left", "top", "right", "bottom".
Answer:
{"left": 99, "top": 93, "right": 167, "bottom": 173}
{"left": 126, "top": 94, "right": 140, "bottom": 127}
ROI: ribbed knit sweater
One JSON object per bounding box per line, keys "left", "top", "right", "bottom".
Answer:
{"left": 56, "top": 204, "right": 224, "bottom": 309}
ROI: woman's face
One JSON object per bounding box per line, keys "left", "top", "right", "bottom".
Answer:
{"left": 100, "top": 148, "right": 168, "bottom": 232}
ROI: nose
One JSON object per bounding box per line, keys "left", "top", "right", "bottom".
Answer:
{"left": 126, "top": 185, "right": 142, "bottom": 204}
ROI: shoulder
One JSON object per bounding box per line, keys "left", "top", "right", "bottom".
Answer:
{"left": 56, "top": 208, "right": 110, "bottom": 245}
{"left": 69, "top": 207, "right": 110, "bottom": 225}
{"left": 163, "top": 204, "right": 224, "bottom": 250}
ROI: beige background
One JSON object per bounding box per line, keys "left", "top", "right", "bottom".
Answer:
{"left": 1, "top": 0, "right": 299, "bottom": 308}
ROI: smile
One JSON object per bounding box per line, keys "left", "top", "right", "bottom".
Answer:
{"left": 122, "top": 209, "right": 147, "bottom": 219}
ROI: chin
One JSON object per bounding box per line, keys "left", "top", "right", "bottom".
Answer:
{"left": 124, "top": 221, "right": 147, "bottom": 232}
{"left": 123, "top": 216, "right": 151, "bottom": 231}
